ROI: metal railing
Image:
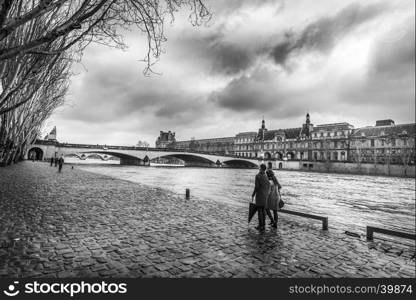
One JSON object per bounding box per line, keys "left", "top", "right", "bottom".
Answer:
{"left": 280, "top": 209, "right": 328, "bottom": 230}
{"left": 366, "top": 226, "right": 416, "bottom": 241}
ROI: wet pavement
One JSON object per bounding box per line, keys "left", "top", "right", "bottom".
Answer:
{"left": 0, "top": 162, "right": 414, "bottom": 278}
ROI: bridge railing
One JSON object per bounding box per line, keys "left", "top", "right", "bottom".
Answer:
{"left": 35, "top": 140, "right": 246, "bottom": 158}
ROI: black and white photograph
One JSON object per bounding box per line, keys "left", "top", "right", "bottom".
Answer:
{"left": 0, "top": 0, "right": 415, "bottom": 298}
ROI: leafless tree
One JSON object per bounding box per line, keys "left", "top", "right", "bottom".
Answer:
{"left": 321, "top": 138, "right": 331, "bottom": 171}
{"left": 352, "top": 138, "right": 365, "bottom": 172}
{"left": 0, "top": 1, "right": 210, "bottom": 69}
{"left": 399, "top": 135, "right": 415, "bottom": 176}
{"left": 0, "top": 0, "right": 210, "bottom": 166}
{"left": 383, "top": 136, "right": 396, "bottom": 176}
{"left": 136, "top": 140, "right": 149, "bottom": 147}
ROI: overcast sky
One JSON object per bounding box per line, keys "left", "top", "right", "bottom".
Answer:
{"left": 44, "top": 0, "right": 415, "bottom": 146}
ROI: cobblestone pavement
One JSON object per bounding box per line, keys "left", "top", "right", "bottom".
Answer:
{"left": 0, "top": 162, "right": 414, "bottom": 278}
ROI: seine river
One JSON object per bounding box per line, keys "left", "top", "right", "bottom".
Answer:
{"left": 67, "top": 158, "right": 415, "bottom": 236}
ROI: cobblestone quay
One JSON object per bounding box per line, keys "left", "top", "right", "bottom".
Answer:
{"left": 0, "top": 162, "right": 414, "bottom": 278}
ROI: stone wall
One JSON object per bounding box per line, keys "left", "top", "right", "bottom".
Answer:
{"left": 278, "top": 160, "right": 415, "bottom": 178}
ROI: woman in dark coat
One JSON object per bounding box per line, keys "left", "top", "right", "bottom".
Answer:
{"left": 265, "top": 162, "right": 282, "bottom": 228}
{"left": 252, "top": 164, "right": 270, "bottom": 231}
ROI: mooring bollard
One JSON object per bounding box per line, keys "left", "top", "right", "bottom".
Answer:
{"left": 185, "top": 188, "right": 190, "bottom": 199}
{"left": 322, "top": 217, "right": 328, "bottom": 231}
{"left": 366, "top": 226, "right": 374, "bottom": 241}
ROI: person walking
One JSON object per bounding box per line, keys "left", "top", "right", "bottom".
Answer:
{"left": 50, "top": 157, "right": 54, "bottom": 166}
{"left": 54, "top": 156, "right": 58, "bottom": 167}
{"left": 252, "top": 164, "right": 270, "bottom": 232}
{"left": 265, "top": 162, "right": 282, "bottom": 228}
{"left": 58, "top": 155, "right": 64, "bottom": 173}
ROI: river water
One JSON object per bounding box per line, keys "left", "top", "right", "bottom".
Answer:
{"left": 68, "top": 158, "right": 415, "bottom": 235}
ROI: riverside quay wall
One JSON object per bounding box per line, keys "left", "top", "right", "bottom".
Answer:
{"left": 277, "top": 161, "right": 415, "bottom": 178}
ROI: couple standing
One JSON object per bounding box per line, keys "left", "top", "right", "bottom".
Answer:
{"left": 251, "top": 162, "right": 282, "bottom": 231}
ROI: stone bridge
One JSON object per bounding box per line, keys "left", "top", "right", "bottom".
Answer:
{"left": 26, "top": 141, "right": 262, "bottom": 168}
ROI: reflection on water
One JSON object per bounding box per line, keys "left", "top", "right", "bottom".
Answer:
{"left": 74, "top": 159, "right": 415, "bottom": 234}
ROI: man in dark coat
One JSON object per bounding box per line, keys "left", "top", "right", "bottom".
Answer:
{"left": 58, "top": 155, "right": 64, "bottom": 173}
{"left": 252, "top": 164, "right": 270, "bottom": 231}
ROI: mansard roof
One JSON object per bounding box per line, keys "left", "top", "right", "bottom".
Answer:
{"left": 259, "top": 128, "right": 301, "bottom": 141}
{"left": 351, "top": 123, "right": 416, "bottom": 138}
{"left": 314, "top": 122, "right": 353, "bottom": 131}
{"left": 263, "top": 130, "right": 281, "bottom": 140}
{"left": 236, "top": 132, "right": 257, "bottom": 137}
{"left": 284, "top": 128, "right": 302, "bottom": 139}
{"left": 176, "top": 136, "right": 235, "bottom": 144}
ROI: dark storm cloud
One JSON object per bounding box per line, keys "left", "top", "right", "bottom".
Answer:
{"left": 209, "top": 67, "right": 318, "bottom": 118}
{"left": 210, "top": 41, "right": 255, "bottom": 75}
{"left": 270, "top": 2, "right": 388, "bottom": 65}
{"left": 173, "top": 31, "right": 258, "bottom": 75}
{"left": 183, "top": 1, "right": 389, "bottom": 75}
{"left": 209, "top": 74, "right": 274, "bottom": 112}
{"left": 172, "top": 0, "right": 283, "bottom": 76}
{"left": 62, "top": 54, "right": 206, "bottom": 125}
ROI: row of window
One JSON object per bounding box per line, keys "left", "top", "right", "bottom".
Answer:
{"left": 235, "top": 141, "right": 348, "bottom": 151}
{"left": 351, "top": 149, "right": 407, "bottom": 155}
{"left": 312, "top": 151, "right": 347, "bottom": 161}
{"left": 312, "top": 130, "right": 350, "bottom": 138}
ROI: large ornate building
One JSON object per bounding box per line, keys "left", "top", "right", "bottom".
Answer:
{"left": 155, "top": 131, "right": 176, "bottom": 148}
{"left": 234, "top": 115, "right": 354, "bottom": 161}
{"left": 158, "top": 114, "right": 415, "bottom": 165}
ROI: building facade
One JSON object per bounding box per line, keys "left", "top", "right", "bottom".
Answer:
{"left": 158, "top": 114, "right": 415, "bottom": 165}
{"left": 350, "top": 120, "right": 415, "bottom": 166}
{"left": 155, "top": 131, "right": 176, "bottom": 148}
{"left": 310, "top": 123, "right": 354, "bottom": 162}
{"left": 169, "top": 137, "right": 235, "bottom": 155}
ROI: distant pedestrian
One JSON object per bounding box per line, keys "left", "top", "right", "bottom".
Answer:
{"left": 251, "top": 164, "right": 270, "bottom": 232}
{"left": 265, "top": 162, "right": 282, "bottom": 228}
{"left": 58, "top": 155, "right": 64, "bottom": 172}
{"left": 50, "top": 157, "right": 53, "bottom": 166}
{"left": 54, "top": 157, "right": 58, "bottom": 167}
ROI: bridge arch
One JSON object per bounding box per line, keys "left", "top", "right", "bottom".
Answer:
{"left": 64, "top": 153, "right": 84, "bottom": 160}
{"left": 28, "top": 147, "right": 43, "bottom": 161}
{"left": 154, "top": 154, "right": 216, "bottom": 167}
{"left": 222, "top": 159, "right": 258, "bottom": 168}
{"left": 65, "top": 153, "right": 113, "bottom": 161}
{"left": 76, "top": 151, "right": 144, "bottom": 165}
